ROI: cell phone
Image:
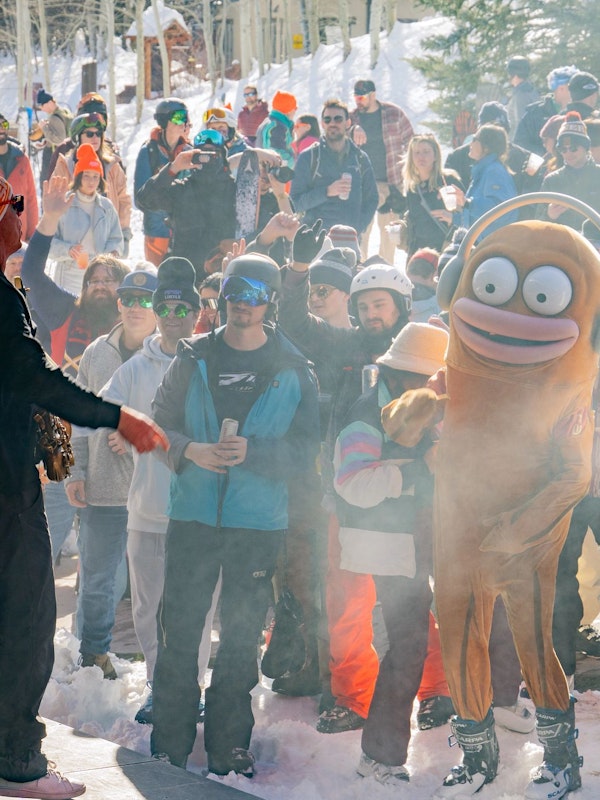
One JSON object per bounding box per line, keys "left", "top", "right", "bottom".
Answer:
{"left": 191, "top": 150, "right": 217, "bottom": 164}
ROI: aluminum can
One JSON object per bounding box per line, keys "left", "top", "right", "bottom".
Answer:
{"left": 339, "top": 172, "right": 352, "bottom": 201}
{"left": 219, "top": 418, "right": 239, "bottom": 440}
{"left": 362, "top": 364, "right": 379, "bottom": 394}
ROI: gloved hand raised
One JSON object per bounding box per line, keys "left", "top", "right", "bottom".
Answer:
{"left": 117, "top": 407, "right": 169, "bottom": 453}
{"left": 292, "top": 219, "right": 327, "bottom": 264}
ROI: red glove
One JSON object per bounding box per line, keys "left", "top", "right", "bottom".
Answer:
{"left": 117, "top": 407, "right": 169, "bottom": 454}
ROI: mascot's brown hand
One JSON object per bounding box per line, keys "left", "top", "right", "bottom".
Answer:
{"left": 117, "top": 407, "right": 169, "bottom": 454}
{"left": 381, "top": 388, "right": 446, "bottom": 448}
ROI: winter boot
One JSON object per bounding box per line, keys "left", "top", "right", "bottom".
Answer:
{"left": 524, "top": 700, "right": 582, "bottom": 800}
{"left": 435, "top": 708, "right": 499, "bottom": 797}
{"left": 271, "top": 625, "right": 322, "bottom": 696}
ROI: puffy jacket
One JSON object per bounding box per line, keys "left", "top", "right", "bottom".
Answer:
{"left": 0, "top": 141, "right": 39, "bottom": 239}
{"left": 256, "top": 110, "right": 295, "bottom": 167}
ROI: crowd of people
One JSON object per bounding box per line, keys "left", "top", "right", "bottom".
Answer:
{"left": 1, "top": 56, "right": 600, "bottom": 800}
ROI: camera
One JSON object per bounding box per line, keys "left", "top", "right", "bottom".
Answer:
{"left": 268, "top": 164, "right": 294, "bottom": 183}
{"left": 191, "top": 150, "right": 217, "bottom": 165}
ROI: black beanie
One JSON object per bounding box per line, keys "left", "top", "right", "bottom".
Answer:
{"left": 309, "top": 248, "right": 356, "bottom": 293}
{"left": 153, "top": 257, "right": 200, "bottom": 309}
{"left": 37, "top": 88, "right": 54, "bottom": 106}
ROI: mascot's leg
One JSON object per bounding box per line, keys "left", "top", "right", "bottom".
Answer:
{"left": 524, "top": 699, "right": 582, "bottom": 800}
{"left": 434, "top": 708, "right": 499, "bottom": 798}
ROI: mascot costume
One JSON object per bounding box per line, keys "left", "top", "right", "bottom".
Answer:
{"left": 432, "top": 194, "right": 600, "bottom": 800}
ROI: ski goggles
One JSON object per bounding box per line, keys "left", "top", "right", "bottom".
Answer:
{"left": 222, "top": 276, "right": 274, "bottom": 306}
{"left": 169, "top": 109, "right": 189, "bottom": 126}
{"left": 0, "top": 119, "right": 9, "bottom": 130}
{"left": 119, "top": 294, "right": 154, "bottom": 308}
{"left": 155, "top": 302, "right": 195, "bottom": 318}
{"left": 193, "top": 129, "right": 225, "bottom": 147}
{"left": 203, "top": 107, "right": 229, "bottom": 125}
{"left": 0, "top": 194, "right": 24, "bottom": 215}
{"left": 80, "top": 112, "right": 107, "bottom": 130}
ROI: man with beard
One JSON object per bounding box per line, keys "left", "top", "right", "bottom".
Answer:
{"left": 276, "top": 224, "right": 420, "bottom": 730}
{"left": 21, "top": 175, "right": 130, "bottom": 559}
{"left": 290, "top": 99, "right": 378, "bottom": 236}
{"left": 0, "top": 112, "right": 38, "bottom": 241}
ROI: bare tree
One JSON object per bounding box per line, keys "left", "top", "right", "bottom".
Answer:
{"left": 305, "top": 0, "right": 320, "bottom": 56}
{"left": 339, "top": 0, "right": 351, "bottom": 60}
{"left": 202, "top": 0, "right": 217, "bottom": 92}
{"left": 152, "top": 0, "right": 171, "bottom": 97}
{"left": 253, "top": 0, "right": 265, "bottom": 77}
{"left": 238, "top": 0, "right": 252, "bottom": 78}
{"left": 369, "top": 0, "right": 382, "bottom": 69}
{"left": 134, "top": 0, "right": 144, "bottom": 122}
{"left": 36, "top": 0, "right": 51, "bottom": 93}
{"left": 102, "top": 0, "right": 117, "bottom": 141}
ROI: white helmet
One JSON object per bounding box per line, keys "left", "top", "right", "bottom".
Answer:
{"left": 350, "top": 263, "right": 413, "bottom": 316}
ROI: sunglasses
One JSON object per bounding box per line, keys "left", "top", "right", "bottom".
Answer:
{"left": 169, "top": 109, "right": 189, "bottom": 126}
{"left": 244, "top": 91, "right": 257, "bottom": 97}
{"left": 0, "top": 195, "right": 24, "bottom": 215}
{"left": 119, "top": 294, "right": 154, "bottom": 308}
{"left": 222, "top": 276, "right": 273, "bottom": 306}
{"left": 322, "top": 114, "right": 345, "bottom": 124}
{"left": 557, "top": 144, "right": 583, "bottom": 154}
{"left": 155, "top": 302, "right": 195, "bottom": 318}
{"left": 200, "top": 297, "right": 219, "bottom": 310}
{"left": 309, "top": 285, "right": 335, "bottom": 300}
{"left": 193, "top": 128, "right": 225, "bottom": 147}
{"left": 0, "top": 119, "right": 9, "bottom": 130}
{"left": 82, "top": 129, "right": 101, "bottom": 139}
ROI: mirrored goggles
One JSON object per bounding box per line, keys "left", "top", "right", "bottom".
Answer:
{"left": 169, "top": 109, "right": 189, "bottom": 126}
{"left": 222, "top": 276, "right": 273, "bottom": 306}
{"left": 203, "top": 107, "right": 228, "bottom": 124}
{"left": 155, "top": 302, "right": 195, "bottom": 318}
{"left": 119, "top": 294, "right": 154, "bottom": 308}
{"left": 193, "top": 128, "right": 225, "bottom": 147}
{"left": 200, "top": 297, "right": 219, "bottom": 310}
{"left": 0, "top": 119, "right": 10, "bottom": 130}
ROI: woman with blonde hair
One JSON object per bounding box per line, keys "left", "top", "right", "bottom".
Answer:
{"left": 400, "top": 133, "right": 463, "bottom": 257}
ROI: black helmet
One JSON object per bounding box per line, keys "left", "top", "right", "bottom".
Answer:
{"left": 222, "top": 254, "right": 282, "bottom": 304}
{"left": 154, "top": 97, "right": 188, "bottom": 128}
{"left": 77, "top": 92, "right": 108, "bottom": 119}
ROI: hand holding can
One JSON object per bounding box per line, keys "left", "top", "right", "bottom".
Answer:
{"left": 339, "top": 172, "right": 352, "bottom": 201}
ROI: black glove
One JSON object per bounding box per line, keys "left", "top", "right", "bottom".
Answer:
{"left": 380, "top": 185, "right": 405, "bottom": 215}
{"left": 292, "top": 219, "right": 327, "bottom": 264}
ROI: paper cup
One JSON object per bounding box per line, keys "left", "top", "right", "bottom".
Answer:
{"left": 525, "top": 152, "right": 545, "bottom": 176}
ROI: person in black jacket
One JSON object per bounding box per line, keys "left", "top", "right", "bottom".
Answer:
{"left": 514, "top": 65, "right": 577, "bottom": 155}
{"left": 0, "top": 175, "right": 167, "bottom": 800}
{"left": 136, "top": 134, "right": 235, "bottom": 282}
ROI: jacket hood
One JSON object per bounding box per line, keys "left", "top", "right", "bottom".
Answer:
{"left": 141, "top": 332, "right": 176, "bottom": 364}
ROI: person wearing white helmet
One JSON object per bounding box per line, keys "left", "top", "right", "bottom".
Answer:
{"left": 271, "top": 223, "right": 452, "bottom": 730}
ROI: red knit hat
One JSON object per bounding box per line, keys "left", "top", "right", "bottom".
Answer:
{"left": 74, "top": 143, "right": 103, "bottom": 177}
{"left": 272, "top": 90, "right": 297, "bottom": 115}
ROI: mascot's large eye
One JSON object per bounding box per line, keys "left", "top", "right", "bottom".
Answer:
{"left": 472, "top": 257, "right": 518, "bottom": 306}
{"left": 522, "top": 266, "right": 573, "bottom": 315}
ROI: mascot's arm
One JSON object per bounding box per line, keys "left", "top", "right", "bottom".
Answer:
{"left": 480, "top": 406, "right": 593, "bottom": 554}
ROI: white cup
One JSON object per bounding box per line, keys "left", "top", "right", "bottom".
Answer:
{"left": 339, "top": 172, "right": 352, "bottom": 201}
{"left": 439, "top": 185, "right": 457, "bottom": 212}
{"left": 525, "top": 152, "right": 545, "bottom": 176}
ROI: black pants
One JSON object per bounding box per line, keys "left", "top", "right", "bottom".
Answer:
{"left": 553, "top": 495, "right": 600, "bottom": 676}
{"left": 0, "top": 485, "right": 55, "bottom": 769}
{"left": 151, "top": 521, "right": 282, "bottom": 766}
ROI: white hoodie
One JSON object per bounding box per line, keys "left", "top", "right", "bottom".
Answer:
{"left": 102, "top": 333, "right": 174, "bottom": 533}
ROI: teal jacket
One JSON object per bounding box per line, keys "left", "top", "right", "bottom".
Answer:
{"left": 152, "top": 326, "right": 319, "bottom": 530}
{"left": 256, "top": 110, "right": 295, "bottom": 168}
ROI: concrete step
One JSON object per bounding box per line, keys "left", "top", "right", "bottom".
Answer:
{"left": 41, "top": 718, "right": 259, "bottom": 800}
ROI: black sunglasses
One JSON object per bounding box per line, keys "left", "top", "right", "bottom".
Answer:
{"left": 322, "top": 114, "right": 345, "bottom": 124}
{"left": 200, "top": 297, "right": 219, "bottom": 310}
{"left": 557, "top": 144, "right": 582, "bottom": 154}
{"left": 309, "top": 286, "right": 334, "bottom": 300}
{"left": 82, "top": 129, "right": 101, "bottom": 139}
{"left": 1, "top": 195, "right": 24, "bottom": 215}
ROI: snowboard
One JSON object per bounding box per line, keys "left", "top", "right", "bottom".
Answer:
{"left": 235, "top": 149, "right": 261, "bottom": 240}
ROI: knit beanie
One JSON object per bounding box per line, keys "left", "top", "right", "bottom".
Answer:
{"left": 556, "top": 111, "right": 590, "bottom": 149}
{"left": 153, "top": 256, "right": 200, "bottom": 310}
{"left": 568, "top": 71, "right": 600, "bottom": 102}
{"left": 328, "top": 224, "right": 361, "bottom": 263}
{"left": 539, "top": 114, "right": 566, "bottom": 142}
{"left": 309, "top": 248, "right": 356, "bottom": 293}
{"left": 272, "top": 91, "right": 297, "bottom": 115}
{"left": 407, "top": 248, "right": 439, "bottom": 278}
{"left": 73, "top": 143, "right": 104, "bottom": 176}
{"left": 478, "top": 101, "right": 510, "bottom": 132}
{"left": 0, "top": 176, "right": 12, "bottom": 223}
{"left": 36, "top": 88, "right": 54, "bottom": 106}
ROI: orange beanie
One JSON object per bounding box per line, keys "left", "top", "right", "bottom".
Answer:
{"left": 272, "top": 90, "right": 297, "bottom": 115}
{"left": 74, "top": 143, "right": 103, "bottom": 177}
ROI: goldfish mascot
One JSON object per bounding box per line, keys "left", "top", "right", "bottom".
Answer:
{"left": 433, "top": 196, "right": 600, "bottom": 800}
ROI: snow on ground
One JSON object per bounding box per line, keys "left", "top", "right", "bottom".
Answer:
{"left": 2, "top": 16, "right": 600, "bottom": 799}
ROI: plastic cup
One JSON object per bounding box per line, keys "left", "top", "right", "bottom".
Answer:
{"left": 439, "top": 185, "right": 458, "bottom": 212}
{"left": 76, "top": 251, "right": 89, "bottom": 269}
{"left": 525, "top": 152, "right": 545, "bottom": 176}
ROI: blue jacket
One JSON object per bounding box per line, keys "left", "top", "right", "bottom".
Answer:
{"left": 152, "top": 326, "right": 320, "bottom": 531}
{"left": 454, "top": 154, "right": 517, "bottom": 236}
{"left": 290, "top": 138, "right": 379, "bottom": 233}
{"left": 256, "top": 110, "right": 295, "bottom": 167}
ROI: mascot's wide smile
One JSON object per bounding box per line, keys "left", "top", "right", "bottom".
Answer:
{"left": 452, "top": 297, "right": 579, "bottom": 364}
